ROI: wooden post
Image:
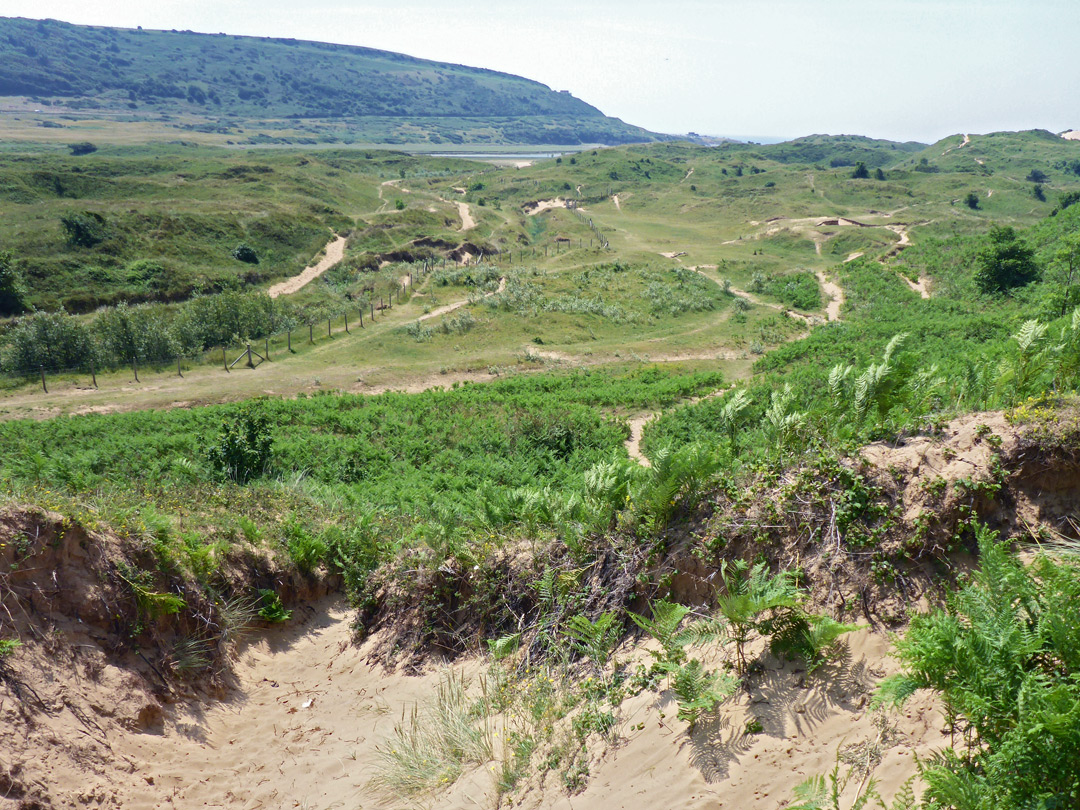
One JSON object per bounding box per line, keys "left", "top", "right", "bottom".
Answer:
{"left": 309, "top": 323, "right": 314, "bottom": 344}
{"left": 177, "top": 355, "right": 183, "bottom": 378}
{"left": 344, "top": 312, "right": 349, "bottom": 334}
{"left": 288, "top": 329, "right": 292, "bottom": 353}
{"left": 246, "top": 343, "right": 254, "bottom": 369}
{"left": 327, "top": 318, "right": 331, "bottom": 338}
{"left": 359, "top": 308, "right": 363, "bottom": 328}
{"left": 223, "top": 346, "right": 229, "bottom": 372}
{"left": 132, "top": 357, "right": 139, "bottom": 383}
{"left": 265, "top": 337, "right": 270, "bottom": 361}
{"left": 90, "top": 357, "right": 97, "bottom": 388}
{"left": 40, "top": 366, "right": 47, "bottom": 394}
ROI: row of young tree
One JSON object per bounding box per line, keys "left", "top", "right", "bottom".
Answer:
{"left": 0, "top": 291, "right": 339, "bottom": 375}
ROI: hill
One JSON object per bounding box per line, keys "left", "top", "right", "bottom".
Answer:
{"left": 0, "top": 16, "right": 663, "bottom": 146}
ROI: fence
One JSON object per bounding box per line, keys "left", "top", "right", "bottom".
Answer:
{"left": 0, "top": 232, "right": 612, "bottom": 393}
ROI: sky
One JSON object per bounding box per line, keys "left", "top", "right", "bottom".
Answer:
{"left": 5, "top": 0, "right": 1079, "bottom": 143}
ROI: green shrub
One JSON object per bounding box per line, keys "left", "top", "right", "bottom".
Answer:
{"left": 876, "top": 526, "right": 1080, "bottom": 809}
{"left": 206, "top": 406, "right": 274, "bottom": 484}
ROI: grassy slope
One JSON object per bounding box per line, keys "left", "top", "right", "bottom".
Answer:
{"left": 0, "top": 16, "right": 661, "bottom": 146}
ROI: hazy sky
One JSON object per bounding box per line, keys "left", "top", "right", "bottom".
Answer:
{"left": 6, "top": 0, "right": 1079, "bottom": 143}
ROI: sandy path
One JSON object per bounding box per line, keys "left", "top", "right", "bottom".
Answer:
{"left": 267, "top": 234, "right": 347, "bottom": 298}
{"left": 816, "top": 271, "right": 844, "bottom": 321}
{"left": 457, "top": 200, "right": 476, "bottom": 231}
{"left": 417, "top": 276, "right": 505, "bottom": 322}
{"left": 942, "top": 133, "right": 971, "bottom": 155}
{"left": 612, "top": 194, "right": 621, "bottom": 211}
{"left": 625, "top": 412, "right": 658, "bottom": 465}
{"left": 682, "top": 167, "right": 695, "bottom": 183}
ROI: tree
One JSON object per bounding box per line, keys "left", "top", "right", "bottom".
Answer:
{"left": 965, "top": 191, "right": 981, "bottom": 210}
{"left": 851, "top": 162, "right": 870, "bottom": 179}
{"left": 973, "top": 225, "right": 1040, "bottom": 294}
{"left": 0, "top": 251, "right": 28, "bottom": 316}
{"left": 1050, "top": 232, "right": 1080, "bottom": 317}
{"left": 874, "top": 167, "right": 886, "bottom": 181}
{"left": 1026, "top": 168, "right": 1048, "bottom": 183}
{"left": 1033, "top": 183, "right": 1046, "bottom": 202}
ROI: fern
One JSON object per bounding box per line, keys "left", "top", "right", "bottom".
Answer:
{"left": 564, "top": 612, "right": 620, "bottom": 671}
{"left": 669, "top": 658, "right": 737, "bottom": 728}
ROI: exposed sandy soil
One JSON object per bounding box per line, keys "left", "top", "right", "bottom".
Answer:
{"left": 1063, "top": 130, "right": 1080, "bottom": 141}
{"left": 816, "top": 271, "right": 844, "bottom": 321}
{"left": 0, "top": 589, "right": 946, "bottom": 810}
{"left": 10, "top": 412, "right": 1080, "bottom": 808}
{"left": 267, "top": 235, "right": 347, "bottom": 298}
{"left": 457, "top": 201, "right": 476, "bottom": 231}
{"left": 612, "top": 195, "right": 621, "bottom": 211}
{"left": 523, "top": 199, "right": 569, "bottom": 216}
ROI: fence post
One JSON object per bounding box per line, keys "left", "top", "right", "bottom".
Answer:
{"left": 265, "top": 338, "right": 270, "bottom": 361}
{"left": 359, "top": 308, "right": 363, "bottom": 328}
{"left": 177, "top": 355, "right": 183, "bottom": 378}
{"left": 90, "top": 357, "right": 97, "bottom": 388}
{"left": 327, "top": 318, "right": 331, "bottom": 338}
{"left": 287, "top": 329, "right": 292, "bottom": 353}
{"left": 223, "top": 346, "right": 229, "bottom": 372}
{"left": 132, "top": 357, "right": 139, "bottom": 383}
{"left": 309, "top": 323, "right": 314, "bottom": 344}
{"left": 345, "top": 312, "right": 349, "bottom": 334}
{"left": 40, "top": 365, "right": 47, "bottom": 394}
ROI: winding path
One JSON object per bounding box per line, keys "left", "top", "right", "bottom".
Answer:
{"left": 417, "top": 276, "right": 506, "bottom": 322}
{"left": 267, "top": 235, "right": 347, "bottom": 298}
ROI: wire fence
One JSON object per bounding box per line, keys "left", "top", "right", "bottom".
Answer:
{"left": 0, "top": 233, "right": 611, "bottom": 394}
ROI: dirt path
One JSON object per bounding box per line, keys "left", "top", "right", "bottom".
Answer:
{"left": 942, "top": 133, "right": 971, "bottom": 155}
{"left": 681, "top": 167, "right": 695, "bottom": 183}
{"left": 623, "top": 384, "right": 735, "bottom": 465}
{"left": 417, "top": 276, "right": 505, "bottom": 322}
{"left": 612, "top": 194, "right": 621, "bottom": 211}
{"left": 457, "top": 200, "right": 476, "bottom": 231}
{"left": 267, "top": 234, "right": 347, "bottom": 298}
{"left": 816, "top": 270, "right": 845, "bottom": 321}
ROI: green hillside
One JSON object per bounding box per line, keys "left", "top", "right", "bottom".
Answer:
{"left": 0, "top": 16, "right": 662, "bottom": 146}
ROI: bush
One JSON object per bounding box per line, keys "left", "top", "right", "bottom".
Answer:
{"left": 0, "top": 251, "right": 28, "bottom": 316}
{"left": 965, "top": 191, "right": 981, "bottom": 210}
{"left": 60, "top": 211, "right": 108, "bottom": 247}
{"left": 232, "top": 243, "right": 259, "bottom": 264}
{"left": 850, "top": 162, "right": 870, "bottom": 179}
{"left": 973, "top": 225, "right": 1040, "bottom": 294}
{"left": 206, "top": 406, "right": 274, "bottom": 483}
{"left": 68, "top": 142, "right": 98, "bottom": 156}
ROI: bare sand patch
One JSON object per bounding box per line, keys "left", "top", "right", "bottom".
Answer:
{"left": 267, "top": 234, "right": 347, "bottom": 298}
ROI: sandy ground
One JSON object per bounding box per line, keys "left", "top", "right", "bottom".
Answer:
{"left": 19, "top": 599, "right": 941, "bottom": 810}
{"left": 267, "top": 235, "right": 347, "bottom": 298}
{"left": 457, "top": 201, "right": 476, "bottom": 231}
{"left": 612, "top": 194, "right": 621, "bottom": 211}
{"left": 816, "top": 271, "right": 845, "bottom": 321}
{"left": 1064, "top": 130, "right": 1080, "bottom": 141}
{"left": 523, "top": 199, "right": 569, "bottom": 216}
